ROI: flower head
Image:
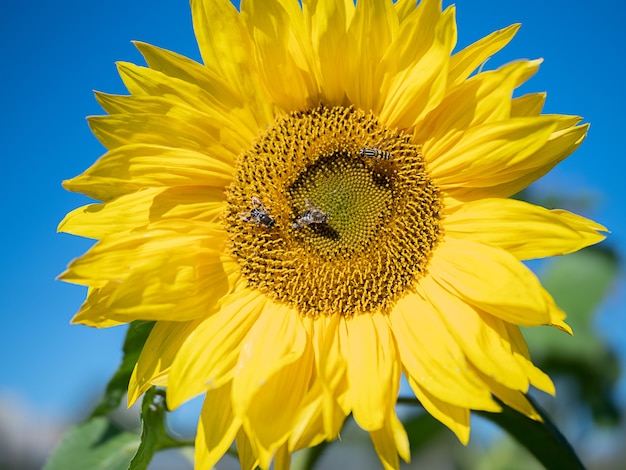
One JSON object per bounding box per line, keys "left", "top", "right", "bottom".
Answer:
{"left": 59, "top": 0, "right": 606, "bottom": 468}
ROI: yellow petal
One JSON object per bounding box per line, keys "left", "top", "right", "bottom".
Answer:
{"left": 115, "top": 62, "right": 252, "bottom": 154}
{"left": 369, "top": 411, "right": 410, "bottom": 470}
{"left": 167, "top": 289, "right": 267, "bottom": 409}
{"left": 93, "top": 91, "right": 161, "bottom": 116}
{"left": 429, "top": 237, "right": 554, "bottom": 326}
{"left": 68, "top": 251, "right": 236, "bottom": 328}
{"left": 343, "top": 0, "right": 397, "bottom": 112}
{"left": 309, "top": 314, "right": 350, "bottom": 437}
{"left": 288, "top": 397, "right": 325, "bottom": 452}
{"left": 116, "top": 61, "right": 225, "bottom": 113}
{"left": 59, "top": 187, "right": 227, "bottom": 239}
{"left": 68, "top": 283, "right": 126, "bottom": 327}
{"left": 241, "top": 0, "right": 319, "bottom": 111}
{"left": 427, "top": 116, "right": 558, "bottom": 188}
{"left": 232, "top": 303, "right": 314, "bottom": 468}
{"left": 302, "top": 0, "right": 353, "bottom": 104}
{"left": 287, "top": 382, "right": 328, "bottom": 452}
{"left": 505, "top": 323, "right": 555, "bottom": 395}
{"left": 128, "top": 319, "right": 200, "bottom": 406}
{"left": 87, "top": 112, "right": 232, "bottom": 155}
{"left": 236, "top": 429, "right": 259, "bottom": 470}
{"left": 511, "top": 92, "right": 546, "bottom": 117}
{"left": 190, "top": 0, "right": 273, "bottom": 125}
{"left": 109, "top": 254, "right": 236, "bottom": 323}
{"left": 418, "top": 276, "right": 529, "bottom": 391}
{"left": 346, "top": 313, "right": 400, "bottom": 431}
{"left": 408, "top": 377, "right": 474, "bottom": 444}
{"left": 450, "top": 121, "right": 588, "bottom": 200}
{"left": 416, "top": 60, "right": 542, "bottom": 153}
{"left": 445, "top": 198, "right": 607, "bottom": 260}
{"left": 60, "top": 220, "right": 222, "bottom": 285}
{"left": 549, "top": 318, "right": 573, "bottom": 335}
{"left": 448, "top": 23, "right": 520, "bottom": 87}
{"left": 391, "top": 293, "right": 499, "bottom": 410}
{"left": 62, "top": 144, "right": 233, "bottom": 202}
{"left": 394, "top": 0, "right": 420, "bottom": 21}
{"left": 232, "top": 303, "right": 308, "bottom": 410}
{"left": 133, "top": 40, "right": 238, "bottom": 96}
{"left": 474, "top": 368, "right": 542, "bottom": 421}
{"left": 380, "top": 4, "right": 454, "bottom": 128}
{"left": 195, "top": 383, "right": 242, "bottom": 469}
{"left": 132, "top": 41, "right": 260, "bottom": 140}
{"left": 273, "top": 442, "right": 291, "bottom": 470}
{"left": 244, "top": 353, "right": 314, "bottom": 468}
{"left": 192, "top": 0, "right": 248, "bottom": 78}
{"left": 63, "top": 224, "right": 236, "bottom": 324}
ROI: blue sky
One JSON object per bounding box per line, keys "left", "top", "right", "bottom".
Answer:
{"left": 1, "top": 0, "right": 624, "bottom": 426}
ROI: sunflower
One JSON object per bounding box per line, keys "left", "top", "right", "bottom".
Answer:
{"left": 59, "top": 0, "right": 606, "bottom": 468}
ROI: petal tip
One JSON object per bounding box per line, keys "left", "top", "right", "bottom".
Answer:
{"left": 549, "top": 319, "right": 573, "bottom": 335}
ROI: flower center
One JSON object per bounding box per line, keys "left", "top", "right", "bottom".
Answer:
{"left": 288, "top": 154, "right": 393, "bottom": 257}
{"left": 225, "top": 106, "right": 442, "bottom": 317}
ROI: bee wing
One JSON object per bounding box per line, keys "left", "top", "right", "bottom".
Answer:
{"left": 251, "top": 196, "right": 265, "bottom": 210}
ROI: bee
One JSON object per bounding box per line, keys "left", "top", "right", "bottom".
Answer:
{"left": 239, "top": 196, "right": 276, "bottom": 228}
{"left": 359, "top": 147, "right": 392, "bottom": 160}
{"left": 293, "top": 199, "right": 329, "bottom": 229}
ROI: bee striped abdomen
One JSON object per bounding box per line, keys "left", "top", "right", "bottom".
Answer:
{"left": 239, "top": 196, "right": 276, "bottom": 228}
{"left": 359, "top": 147, "right": 392, "bottom": 160}
{"left": 293, "top": 199, "right": 329, "bottom": 229}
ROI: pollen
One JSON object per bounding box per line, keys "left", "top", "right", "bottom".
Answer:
{"left": 225, "top": 106, "right": 442, "bottom": 317}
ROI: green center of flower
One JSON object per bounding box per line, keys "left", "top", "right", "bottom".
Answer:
{"left": 289, "top": 154, "right": 393, "bottom": 256}
{"left": 225, "top": 106, "right": 442, "bottom": 317}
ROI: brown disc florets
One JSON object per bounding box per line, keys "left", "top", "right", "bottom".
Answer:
{"left": 225, "top": 106, "right": 442, "bottom": 317}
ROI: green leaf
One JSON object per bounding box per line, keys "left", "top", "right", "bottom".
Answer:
{"left": 477, "top": 396, "right": 585, "bottom": 470}
{"left": 129, "top": 387, "right": 182, "bottom": 470}
{"left": 43, "top": 417, "right": 140, "bottom": 470}
{"left": 91, "top": 321, "right": 155, "bottom": 418}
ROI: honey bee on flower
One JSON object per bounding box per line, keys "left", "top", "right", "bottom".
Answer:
{"left": 239, "top": 196, "right": 276, "bottom": 228}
